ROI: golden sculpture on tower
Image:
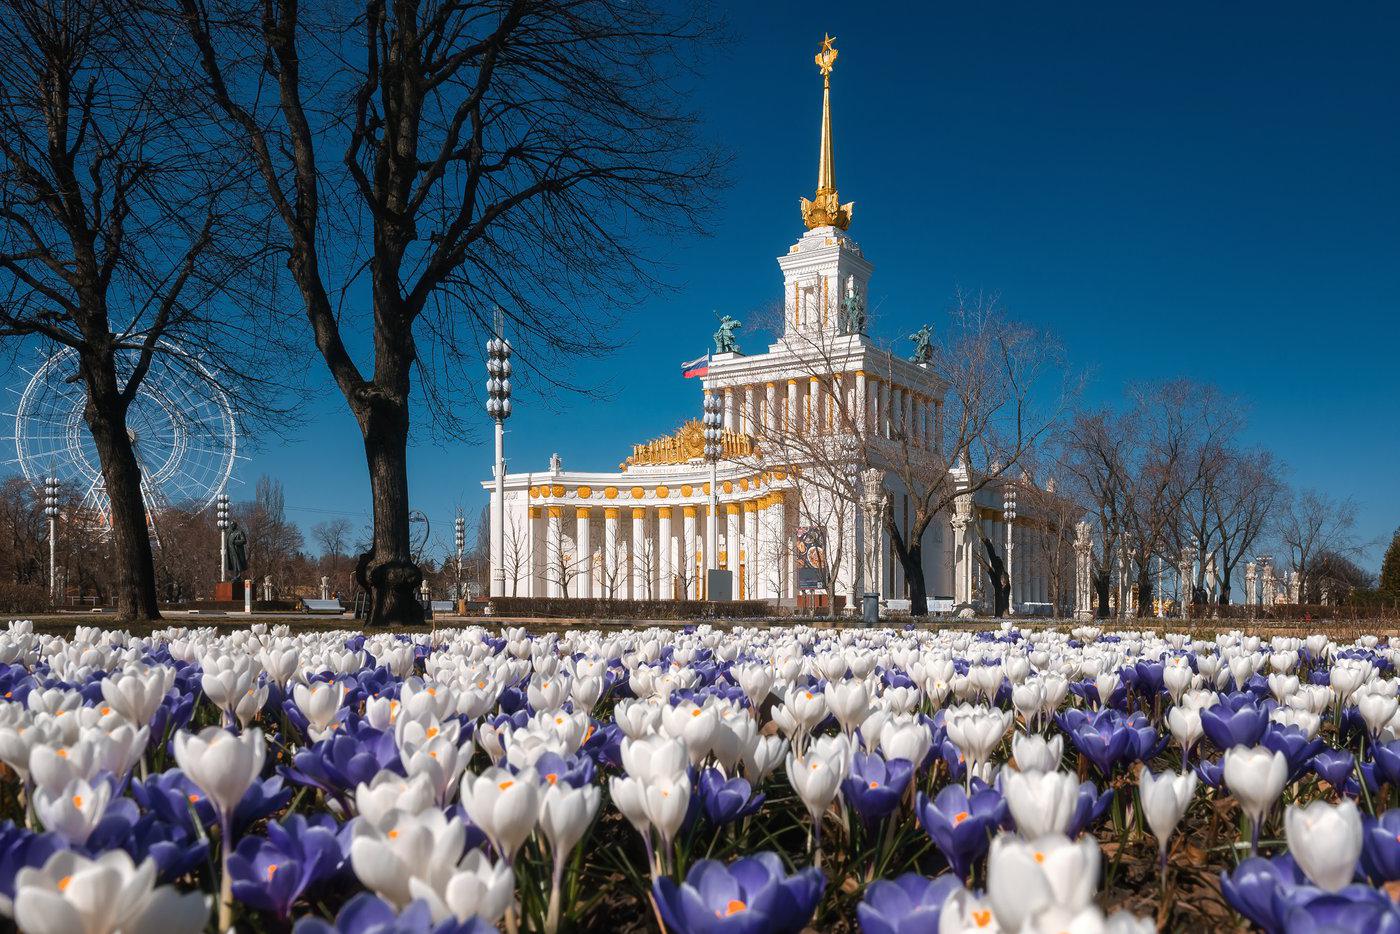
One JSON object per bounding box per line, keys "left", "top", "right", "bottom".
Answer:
{"left": 800, "top": 34, "right": 855, "bottom": 230}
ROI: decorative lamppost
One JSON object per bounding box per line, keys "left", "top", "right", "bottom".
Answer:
{"left": 42, "top": 476, "right": 59, "bottom": 600}
{"left": 702, "top": 391, "right": 724, "bottom": 590}
{"left": 216, "top": 491, "right": 231, "bottom": 582}
{"left": 1002, "top": 486, "right": 1016, "bottom": 616}
{"left": 454, "top": 514, "right": 465, "bottom": 601}
{"left": 486, "top": 329, "right": 512, "bottom": 598}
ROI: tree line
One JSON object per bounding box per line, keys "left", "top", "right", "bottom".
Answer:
{"left": 0, "top": 0, "right": 723, "bottom": 622}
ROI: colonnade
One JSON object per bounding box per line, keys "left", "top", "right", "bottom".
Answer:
{"left": 716, "top": 372, "right": 943, "bottom": 448}
{"left": 525, "top": 492, "right": 794, "bottom": 601}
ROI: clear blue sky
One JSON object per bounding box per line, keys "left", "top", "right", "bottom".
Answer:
{"left": 37, "top": 3, "right": 1400, "bottom": 565}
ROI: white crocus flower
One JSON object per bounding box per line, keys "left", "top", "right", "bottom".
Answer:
{"left": 1223, "top": 745, "right": 1287, "bottom": 846}
{"left": 172, "top": 725, "right": 266, "bottom": 820}
{"left": 1284, "top": 799, "right": 1363, "bottom": 892}
{"left": 986, "top": 833, "right": 1099, "bottom": 932}
{"left": 350, "top": 808, "right": 467, "bottom": 909}
{"left": 1138, "top": 768, "right": 1197, "bottom": 862}
{"left": 355, "top": 771, "right": 437, "bottom": 827}
{"left": 1003, "top": 769, "right": 1078, "bottom": 839}
{"left": 409, "top": 848, "right": 515, "bottom": 926}
{"left": 13, "top": 850, "right": 208, "bottom": 934}
{"left": 460, "top": 766, "right": 542, "bottom": 861}
{"left": 33, "top": 777, "right": 111, "bottom": 846}
{"left": 1010, "top": 732, "right": 1063, "bottom": 773}
{"left": 293, "top": 681, "right": 346, "bottom": 740}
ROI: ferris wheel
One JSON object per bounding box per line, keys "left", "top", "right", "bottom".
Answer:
{"left": 11, "top": 341, "right": 238, "bottom": 534}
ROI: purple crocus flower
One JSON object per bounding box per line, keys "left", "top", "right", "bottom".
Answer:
{"left": 131, "top": 768, "right": 290, "bottom": 837}
{"left": 1059, "top": 709, "right": 1134, "bottom": 776}
{"left": 939, "top": 739, "right": 966, "bottom": 783}
{"left": 1220, "top": 853, "right": 1307, "bottom": 934}
{"left": 1371, "top": 740, "right": 1400, "bottom": 787}
{"left": 1065, "top": 781, "right": 1114, "bottom": 839}
{"left": 0, "top": 821, "right": 66, "bottom": 904}
{"left": 124, "top": 813, "right": 208, "bottom": 883}
{"left": 1125, "top": 712, "right": 1166, "bottom": 762}
{"left": 1262, "top": 724, "right": 1326, "bottom": 782}
{"left": 698, "top": 769, "right": 764, "bottom": 826}
{"left": 1362, "top": 811, "right": 1400, "bottom": 883}
{"left": 1201, "top": 696, "right": 1270, "bottom": 751}
{"left": 291, "top": 893, "right": 495, "bottom": 933}
{"left": 1275, "top": 885, "right": 1400, "bottom": 934}
{"left": 916, "top": 783, "right": 1005, "bottom": 880}
{"left": 1195, "top": 757, "right": 1226, "bottom": 789}
{"left": 229, "top": 814, "right": 347, "bottom": 918}
{"left": 526, "top": 751, "right": 595, "bottom": 789}
{"left": 857, "top": 873, "right": 963, "bottom": 934}
{"left": 283, "top": 729, "right": 403, "bottom": 807}
{"left": 653, "top": 851, "right": 825, "bottom": 934}
{"left": 842, "top": 753, "right": 913, "bottom": 827}
{"left": 1309, "top": 749, "right": 1358, "bottom": 795}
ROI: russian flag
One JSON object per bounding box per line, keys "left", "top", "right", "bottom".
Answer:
{"left": 681, "top": 353, "right": 710, "bottom": 378}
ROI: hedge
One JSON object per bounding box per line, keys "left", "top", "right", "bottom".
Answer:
{"left": 0, "top": 582, "right": 49, "bottom": 615}
{"left": 488, "top": 596, "right": 771, "bottom": 620}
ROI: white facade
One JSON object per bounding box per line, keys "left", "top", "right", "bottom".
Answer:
{"left": 482, "top": 221, "right": 1066, "bottom": 613}
{"left": 481, "top": 40, "right": 1069, "bottom": 613}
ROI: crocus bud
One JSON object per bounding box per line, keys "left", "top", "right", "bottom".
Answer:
{"left": 1285, "top": 799, "right": 1363, "bottom": 892}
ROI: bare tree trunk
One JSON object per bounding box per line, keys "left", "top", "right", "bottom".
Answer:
{"left": 1135, "top": 571, "right": 1153, "bottom": 619}
{"left": 1093, "top": 571, "right": 1111, "bottom": 618}
{"left": 357, "top": 401, "right": 424, "bottom": 626}
{"left": 81, "top": 356, "right": 160, "bottom": 622}
{"left": 979, "top": 536, "right": 1010, "bottom": 617}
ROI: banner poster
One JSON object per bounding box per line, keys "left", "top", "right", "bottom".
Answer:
{"left": 795, "top": 526, "right": 827, "bottom": 590}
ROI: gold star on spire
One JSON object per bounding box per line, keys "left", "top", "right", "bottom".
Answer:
{"left": 800, "top": 34, "right": 854, "bottom": 230}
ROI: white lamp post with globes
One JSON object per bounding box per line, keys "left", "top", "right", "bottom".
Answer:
{"left": 486, "top": 327, "right": 512, "bottom": 599}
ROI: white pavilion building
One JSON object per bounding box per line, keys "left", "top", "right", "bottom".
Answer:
{"left": 484, "top": 37, "right": 1069, "bottom": 615}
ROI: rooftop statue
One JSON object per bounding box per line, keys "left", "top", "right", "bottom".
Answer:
{"left": 714, "top": 314, "right": 742, "bottom": 354}
{"left": 909, "top": 324, "right": 934, "bottom": 365}
{"left": 841, "top": 276, "right": 866, "bottom": 334}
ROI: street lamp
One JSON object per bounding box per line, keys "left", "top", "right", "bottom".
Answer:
{"left": 454, "top": 514, "right": 465, "bottom": 601}
{"left": 216, "top": 492, "right": 231, "bottom": 582}
{"left": 42, "top": 476, "right": 59, "bottom": 601}
{"left": 486, "top": 328, "right": 512, "bottom": 598}
{"left": 702, "top": 391, "right": 724, "bottom": 590}
{"left": 1003, "top": 486, "right": 1017, "bottom": 616}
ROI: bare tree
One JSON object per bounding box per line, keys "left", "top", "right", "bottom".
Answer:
{"left": 176, "top": 0, "right": 724, "bottom": 623}
{"left": 501, "top": 511, "right": 530, "bottom": 597}
{"left": 878, "top": 296, "right": 1073, "bottom": 615}
{"left": 1279, "top": 490, "right": 1361, "bottom": 604}
{"left": 1206, "top": 448, "right": 1282, "bottom": 605}
{"left": 0, "top": 1, "right": 278, "bottom": 620}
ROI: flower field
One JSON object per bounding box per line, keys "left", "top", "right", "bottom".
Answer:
{"left": 0, "top": 618, "right": 1397, "bottom": 933}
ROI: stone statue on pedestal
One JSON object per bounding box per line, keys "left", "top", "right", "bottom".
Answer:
{"left": 714, "top": 315, "right": 742, "bottom": 354}
{"left": 841, "top": 276, "right": 867, "bottom": 334}
{"left": 227, "top": 521, "right": 248, "bottom": 578}
{"left": 909, "top": 325, "right": 934, "bottom": 365}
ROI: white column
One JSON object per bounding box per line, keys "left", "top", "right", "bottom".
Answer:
{"left": 632, "top": 507, "right": 647, "bottom": 600}
{"left": 786, "top": 380, "right": 799, "bottom": 434}
{"left": 682, "top": 506, "right": 698, "bottom": 599}
{"left": 744, "top": 502, "right": 759, "bottom": 598}
{"left": 576, "top": 508, "right": 592, "bottom": 598}
{"left": 744, "top": 386, "right": 757, "bottom": 437}
{"left": 546, "top": 506, "right": 563, "bottom": 597}
{"left": 604, "top": 507, "right": 620, "bottom": 599}
{"left": 806, "top": 376, "right": 820, "bottom": 435}
{"left": 765, "top": 382, "right": 778, "bottom": 436}
{"left": 934, "top": 400, "right": 944, "bottom": 452}
{"left": 657, "top": 507, "right": 674, "bottom": 600}
{"left": 724, "top": 388, "right": 737, "bottom": 435}
{"left": 878, "top": 381, "right": 891, "bottom": 438}
{"left": 910, "top": 396, "right": 923, "bottom": 447}
{"left": 902, "top": 390, "right": 913, "bottom": 442}
{"left": 726, "top": 504, "right": 741, "bottom": 578}
{"left": 854, "top": 371, "right": 868, "bottom": 437}
{"left": 770, "top": 495, "right": 787, "bottom": 600}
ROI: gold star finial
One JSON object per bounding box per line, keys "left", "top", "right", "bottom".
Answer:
{"left": 800, "top": 33, "right": 853, "bottom": 230}
{"left": 815, "top": 34, "right": 838, "bottom": 77}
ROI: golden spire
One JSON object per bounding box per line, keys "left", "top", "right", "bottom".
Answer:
{"left": 801, "top": 34, "right": 854, "bottom": 230}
